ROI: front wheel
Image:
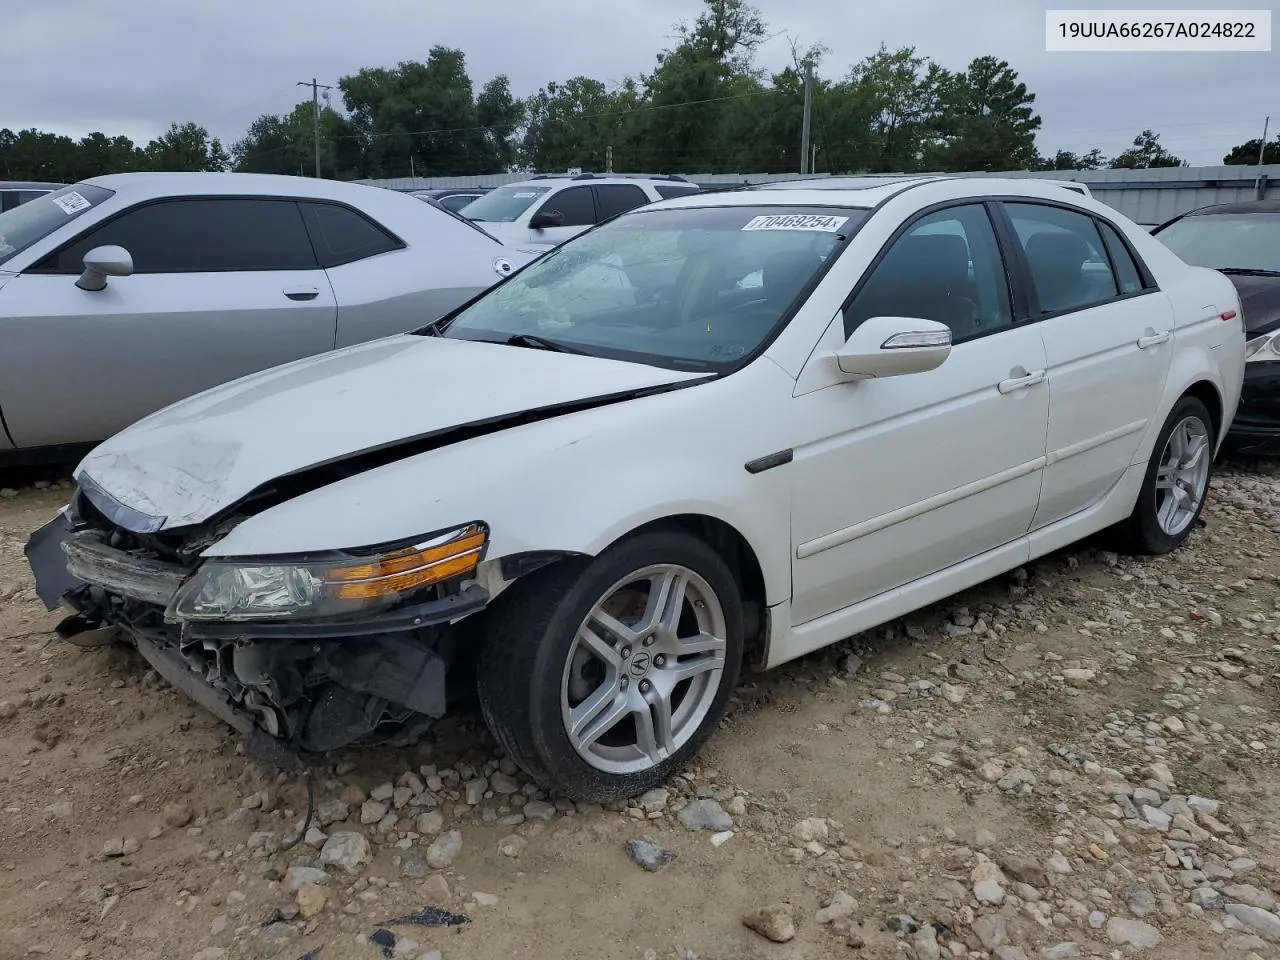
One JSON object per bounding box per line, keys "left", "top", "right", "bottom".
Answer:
{"left": 476, "top": 530, "right": 745, "bottom": 802}
{"left": 1114, "top": 395, "right": 1215, "bottom": 554}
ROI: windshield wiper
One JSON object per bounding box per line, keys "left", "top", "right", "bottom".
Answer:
{"left": 1218, "top": 267, "right": 1280, "bottom": 277}
{"left": 505, "top": 333, "right": 581, "bottom": 354}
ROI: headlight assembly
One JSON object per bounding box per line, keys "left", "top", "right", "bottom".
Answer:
{"left": 166, "top": 523, "right": 487, "bottom": 622}
{"left": 1245, "top": 330, "right": 1280, "bottom": 363}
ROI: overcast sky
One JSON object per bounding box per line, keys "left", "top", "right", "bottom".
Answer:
{"left": 6, "top": 0, "right": 1277, "bottom": 168}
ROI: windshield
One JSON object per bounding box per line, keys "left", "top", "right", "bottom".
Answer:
{"left": 435, "top": 205, "right": 866, "bottom": 371}
{"left": 1156, "top": 212, "right": 1280, "bottom": 273}
{"left": 460, "top": 185, "right": 552, "bottom": 222}
{"left": 416, "top": 195, "right": 501, "bottom": 243}
{"left": 0, "top": 184, "right": 114, "bottom": 268}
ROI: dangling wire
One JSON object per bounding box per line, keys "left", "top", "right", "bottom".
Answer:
{"left": 279, "top": 769, "right": 316, "bottom": 852}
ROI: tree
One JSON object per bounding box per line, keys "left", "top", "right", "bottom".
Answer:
{"left": 929, "top": 56, "right": 1041, "bottom": 171}
{"left": 1037, "top": 147, "right": 1105, "bottom": 171}
{"left": 845, "top": 45, "right": 950, "bottom": 172}
{"left": 476, "top": 76, "right": 524, "bottom": 171}
{"left": 232, "top": 100, "right": 361, "bottom": 177}
{"left": 520, "top": 77, "right": 627, "bottom": 171}
{"left": 1223, "top": 137, "right": 1280, "bottom": 165}
{"left": 1109, "top": 129, "right": 1184, "bottom": 169}
{"left": 142, "top": 122, "right": 229, "bottom": 172}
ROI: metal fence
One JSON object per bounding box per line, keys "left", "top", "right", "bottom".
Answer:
{"left": 358, "top": 164, "right": 1280, "bottom": 226}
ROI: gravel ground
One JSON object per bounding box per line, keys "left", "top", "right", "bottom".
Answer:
{"left": 1, "top": 461, "right": 1278, "bottom": 960}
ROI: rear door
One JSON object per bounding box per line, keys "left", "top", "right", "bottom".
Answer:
{"left": 0, "top": 197, "right": 336, "bottom": 448}
{"left": 593, "top": 184, "right": 652, "bottom": 222}
{"left": 997, "top": 200, "right": 1173, "bottom": 529}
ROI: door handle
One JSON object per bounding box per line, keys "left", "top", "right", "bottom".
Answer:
{"left": 283, "top": 288, "right": 320, "bottom": 301}
{"left": 997, "top": 369, "right": 1046, "bottom": 395}
{"left": 1137, "top": 331, "right": 1171, "bottom": 349}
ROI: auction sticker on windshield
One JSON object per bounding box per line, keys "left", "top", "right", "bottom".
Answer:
{"left": 52, "top": 192, "right": 91, "bottom": 215}
{"left": 741, "top": 214, "right": 849, "bottom": 232}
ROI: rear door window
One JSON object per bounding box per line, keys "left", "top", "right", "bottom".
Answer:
{"left": 594, "top": 184, "right": 650, "bottom": 220}
{"left": 534, "top": 186, "right": 596, "bottom": 227}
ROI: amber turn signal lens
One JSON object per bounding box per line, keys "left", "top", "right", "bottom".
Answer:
{"left": 324, "top": 525, "right": 487, "bottom": 600}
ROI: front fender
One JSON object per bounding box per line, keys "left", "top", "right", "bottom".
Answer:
{"left": 203, "top": 362, "right": 798, "bottom": 605}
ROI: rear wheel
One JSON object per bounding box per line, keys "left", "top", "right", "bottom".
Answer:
{"left": 476, "top": 530, "right": 744, "bottom": 802}
{"left": 1114, "top": 395, "right": 1215, "bottom": 554}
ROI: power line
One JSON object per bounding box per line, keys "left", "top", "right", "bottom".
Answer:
{"left": 297, "top": 78, "right": 334, "bottom": 177}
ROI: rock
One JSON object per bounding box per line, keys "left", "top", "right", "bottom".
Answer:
{"left": 637, "top": 788, "right": 670, "bottom": 813}
{"left": 972, "top": 914, "right": 1007, "bottom": 949}
{"left": 319, "top": 832, "right": 372, "bottom": 874}
{"left": 626, "top": 839, "right": 676, "bottom": 872}
{"left": 710, "top": 830, "right": 734, "bottom": 847}
{"left": 743, "top": 903, "right": 796, "bottom": 943}
{"left": 1187, "top": 796, "right": 1220, "bottom": 816}
{"left": 315, "top": 799, "right": 350, "bottom": 826}
{"left": 43, "top": 802, "right": 73, "bottom": 820}
{"left": 994, "top": 949, "right": 1029, "bottom": 960}
{"left": 370, "top": 782, "right": 395, "bottom": 802}
{"left": 0, "top": 701, "right": 16, "bottom": 720}
{"left": 1191, "top": 887, "right": 1224, "bottom": 910}
{"left": 1225, "top": 904, "right": 1280, "bottom": 940}
{"left": 1040, "top": 944, "right": 1079, "bottom": 959}
{"left": 296, "top": 883, "right": 327, "bottom": 918}
{"left": 792, "top": 817, "right": 829, "bottom": 843}
{"left": 939, "top": 682, "right": 967, "bottom": 704}
{"left": 1062, "top": 668, "right": 1095, "bottom": 687}
{"left": 490, "top": 771, "right": 520, "bottom": 795}
{"left": 1222, "top": 884, "right": 1277, "bottom": 911}
{"left": 1000, "top": 856, "right": 1048, "bottom": 889}
{"left": 426, "top": 830, "right": 463, "bottom": 869}
{"left": 523, "top": 800, "right": 556, "bottom": 821}
{"left": 400, "top": 857, "right": 429, "bottom": 879}
{"left": 360, "top": 800, "right": 389, "bottom": 825}
{"left": 815, "top": 891, "right": 857, "bottom": 924}
{"left": 464, "top": 778, "right": 488, "bottom": 805}
{"left": 497, "top": 834, "right": 526, "bottom": 859}
{"left": 416, "top": 810, "right": 444, "bottom": 835}
{"left": 192, "top": 949, "right": 228, "bottom": 960}
{"left": 256, "top": 921, "right": 298, "bottom": 957}
{"left": 911, "top": 928, "right": 941, "bottom": 960}
{"left": 473, "top": 891, "right": 500, "bottom": 907}
{"left": 1127, "top": 885, "right": 1157, "bottom": 917}
{"left": 422, "top": 874, "right": 450, "bottom": 903}
{"left": 101, "top": 838, "right": 125, "bottom": 858}
{"left": 1141, "top": 805, "right": 1172, "bottom": 831}
{"left": 284, "top": 866, "right": 329, "bottom": 891}
{"left": 974, "top": 879, "right": 1005, "bottom": 905}
{"left": 887, "top": 914, "right": 920, "bottom": 935}
{"left": 163, "top": 801, "right": 194, "bottom": 828}
{"left": 1105, "top": 917, "right": 1162, "bottom": 948}
{"left": 677, "top": 799, "right": 733, "bottom": 832}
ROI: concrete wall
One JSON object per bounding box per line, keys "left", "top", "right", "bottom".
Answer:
{"left": 359, "top": 165, "right": 1280, "bottom": 226}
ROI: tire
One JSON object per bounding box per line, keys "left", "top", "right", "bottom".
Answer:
{"left": 475, "top": 530, "right": 745, "bottom": 802}
{"left": 1114, "top": 395, "right": 1215, "bottom": 555}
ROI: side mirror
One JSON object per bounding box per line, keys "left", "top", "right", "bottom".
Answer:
{"left": 76, "top": 245, "right": 133, "bottom": 292}
{"left": 529, "top": 209, "right": 565, "bottom": 230}
{"left": 834, "top": 316, "right": 952, "bottom": 380}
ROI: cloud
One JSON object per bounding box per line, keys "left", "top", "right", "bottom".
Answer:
{"left": 6, "top": 0, "right": 1275, "bottom": 165}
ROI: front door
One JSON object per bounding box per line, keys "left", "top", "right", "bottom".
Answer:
{"left": 788, "top": 202, "right": 1050, "bottom": 624}
{"left": 0, "top": 197, "right": 337, "bottom": 448}
{"left": 527, "top": 185, "right": 596, "bottom": 247}
{"left": 997, "top": 201, "right": 1176, "bottom": 528}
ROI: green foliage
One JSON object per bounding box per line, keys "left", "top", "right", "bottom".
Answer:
{"left": 1223, "top": 136, "right": 1280, "bottom": 165}
{"left": 1109, "top": 129, "right": 1185, "bottom": 169}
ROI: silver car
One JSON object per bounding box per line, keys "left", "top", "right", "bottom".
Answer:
{"left": 0, "top": 173, "right": 534, "bottom": 463}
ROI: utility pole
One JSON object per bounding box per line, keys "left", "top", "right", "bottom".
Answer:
{"left": 799, "top": 61, "right": 813, "bottom": 175}
{"left": 606, "top": 145, "right": 613, "bottom": 174}
{"left": 1257, "top": 116, "right": 1270, "bottom": 200}
{"left": 296, "top": 77, "right": 333, "bottom": 178}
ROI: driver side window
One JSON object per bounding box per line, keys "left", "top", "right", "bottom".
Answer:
{"left": 843, "top": 204, "right": 1013, "bottom": 343}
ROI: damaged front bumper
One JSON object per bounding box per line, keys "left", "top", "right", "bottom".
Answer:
{"left": 25, "top": 506, "right": 488, "bottom": 765}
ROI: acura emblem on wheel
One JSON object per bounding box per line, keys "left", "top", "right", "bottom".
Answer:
{"left": 628, "top": 651, "right": 651, "bottom": 678}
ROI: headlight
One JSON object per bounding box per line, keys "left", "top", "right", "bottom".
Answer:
{"left": 166, "top": 523, "right": 487, "bottom": 622}
{"left": 1245, "top": 330, "right": 1280, "bottom": 363}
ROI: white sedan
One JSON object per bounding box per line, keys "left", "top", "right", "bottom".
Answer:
{"left": 0, "top": 172, "right": 534, "bottom": 463}
{"left": 27, "top": 176, "right": 1244, "bottom": 801}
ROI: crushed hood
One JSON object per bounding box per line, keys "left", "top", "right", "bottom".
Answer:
{"left": 76, "top": 335, "right": 705, "bottom": 531}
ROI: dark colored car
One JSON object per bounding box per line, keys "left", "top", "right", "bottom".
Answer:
{"left": 1153, "top": 200, "right": 1280, "bottom": 454}
{"left": 410, "top": 187, "right": 492, "bottom": 213}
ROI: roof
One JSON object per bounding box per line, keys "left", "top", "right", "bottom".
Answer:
{"left": 0, "top": 181, "right": 65, "bottom": 190}
{"left": 500, "top": 174, "right": 692, "bottom": 189}
{"left": 1182, "top": 200, "right": 1280, "bottom": 216}
{"left": 80, "top": 171, "right": 395, "bottom": 201}
{"left": 645, "top": 176, "right": 1114, "bottom": 212}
